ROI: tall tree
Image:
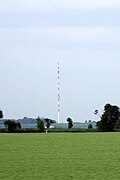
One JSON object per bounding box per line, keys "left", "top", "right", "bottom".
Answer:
{"left": 67, "top": 117, "right": 73, "bottom": 129}
{"left": 96, "top": 103, "right": 120, "bottom": 132}
{"left": 45, "top": 118, "right": 51, "bottom": 128}
{"left": 36, "top": 116, "right": 45, "bottom": 132}
{"left": 94, "top": 109, "right": 101, "bottom": 118}
{"left": 0, "top": 110, "right": 3, "bottom": 118}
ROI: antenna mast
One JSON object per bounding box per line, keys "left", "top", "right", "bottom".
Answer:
{"left": 57, "top": 62, "right": 60, "bottom": 124}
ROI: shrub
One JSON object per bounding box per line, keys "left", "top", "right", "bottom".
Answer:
{"left": 4, "top": 120, "right": 21, "bottom": 133}
{"left": 88, "top": 123, "right": 93, "bottom": 129}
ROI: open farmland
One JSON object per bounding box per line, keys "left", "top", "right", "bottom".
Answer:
{"left": 0, "top": 133, "right": 120, "bottom": 180}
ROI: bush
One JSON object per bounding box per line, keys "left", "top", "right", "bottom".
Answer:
{"left": 88, "top": 123, "right": 93, "bottom": 129}
{"left": 4, "top": 120, "right": 21, "bottom": 133}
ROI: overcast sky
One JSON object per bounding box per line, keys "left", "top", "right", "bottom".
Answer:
{"left": 0, "top": 0, "right": 120, "bottom": 122}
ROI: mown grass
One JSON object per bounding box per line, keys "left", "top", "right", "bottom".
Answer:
{"left": 0, "top": 133, "right": 120, "bottom": 180}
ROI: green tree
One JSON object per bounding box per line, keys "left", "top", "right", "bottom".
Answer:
{"left": 88, "top": 123, "right": 93, "bottom": 129}
{"left": 96, "top": 103, "right": 120, "bottom": 132}
{"left": 45, "top": 118, "right": 51, "bottom": 128}
{"left": 114, "top": 119, "right": 120, "bottom": 130}
{"left": 0, "top": 109, "right": 3, "bottom": 118}
{"left": 67, "top": 117, "right": 73, "bottom": 129}
{"left": 17, "top": 122, "right": 21, "bottom": 129}
{"left": 94, "top": 109, "right": 101, "bottom": 118}
{"left": 4, "top": 120, "right": 21, "bottom": 132}
{"left": 36, "top": 116, "right": 45, "bottom": 132}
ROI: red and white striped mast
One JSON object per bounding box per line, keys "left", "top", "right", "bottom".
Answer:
{"left": 57, "top": 62, "right": 60, "bottom": 124}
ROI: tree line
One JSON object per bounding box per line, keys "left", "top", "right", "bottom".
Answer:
{"left": 1, "top": 103, "right": 120, "bottom": 132}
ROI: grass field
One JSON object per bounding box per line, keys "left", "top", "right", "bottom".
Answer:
{"left": 0, "top": 132, "right": 120, "bottom": 180}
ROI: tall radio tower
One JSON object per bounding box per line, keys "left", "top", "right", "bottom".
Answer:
{"left": 57, "top": 62, "right": 60, "bottom": 124}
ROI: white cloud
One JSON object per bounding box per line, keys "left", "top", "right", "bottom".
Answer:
{"left": 0, "top": 0, "right": 120, "bottom": 12}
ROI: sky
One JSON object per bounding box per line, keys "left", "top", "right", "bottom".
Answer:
{"left": 0, "top": 0, "right": 120, "bottom": 122}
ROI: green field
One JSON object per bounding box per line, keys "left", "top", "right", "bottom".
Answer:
{"left": 0, "top": 133, "right": 120, "bottom": 180}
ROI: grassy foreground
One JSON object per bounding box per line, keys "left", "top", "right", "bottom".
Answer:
{"left": 0, "top": 133, "right": 120, "bottom": 180}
